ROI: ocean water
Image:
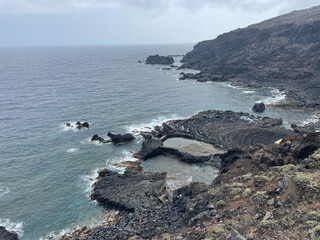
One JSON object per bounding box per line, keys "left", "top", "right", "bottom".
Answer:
{"left": 0, "top": 44, "right": 314, "bottom": 239}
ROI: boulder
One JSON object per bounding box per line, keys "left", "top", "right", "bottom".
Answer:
{"left": 252, "top": 102, "right": 266, "bottom": 113}
{"left": 146, "top": 55, "right": 174, "bottom": 65}
{"left": 107, "top": 132, "right": 135, "bottom": 144}
{"left": 0, "top": 226, "right": 18, "bottom": 240}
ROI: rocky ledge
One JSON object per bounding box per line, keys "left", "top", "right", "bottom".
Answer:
{"left": 0, "top": 226, "right": 18, "bottom": 240}
{"left": 146, "top": 55, "right": 174, "bottom": 65}
{"left": 151, "top": 110, "right": 295, "bottom": 149}
{"left": 180, "top": 5, "right": 320, "bottom": 109}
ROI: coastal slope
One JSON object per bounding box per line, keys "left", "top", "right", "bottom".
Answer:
{"left": 181, "top": 5, "right": 320, "bottom": 108}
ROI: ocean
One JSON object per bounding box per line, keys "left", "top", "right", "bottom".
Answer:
{"left": 0, "top": 44, "right": 314, "bottom": 239}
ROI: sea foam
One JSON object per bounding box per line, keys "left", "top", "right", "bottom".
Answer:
{"left": 0, "top": 187, "right": 9, "bottom": 198}
{"left": 0, "top": 219, "right": 24, "bottom": 236}
{"left": 66, "top": 148, "right": 79, "bottom": 153}
{"left": 126, "top": 114, "right": 181, "bottom": 135}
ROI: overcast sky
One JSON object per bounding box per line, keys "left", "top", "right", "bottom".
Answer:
{"left": 0, "top": 0, "right": 319, "bottom": 47}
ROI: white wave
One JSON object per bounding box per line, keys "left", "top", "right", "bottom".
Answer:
{"left": 126, "top": 114, "right": 181, "bottom": 135}
{"left": 81, "top": 136, "right": 110, "bottom": 146}
{"left": 105, "top": 150, "right": 137, "bottom": 174}
{"left": 43, "top": 210, "right": 118, "bottom": 240}
{"left": 0, "top": 187, "right": 9, "bottom": 198}
{"left": 301, "top": 111, "right": 320, "bottom": 126}
{"left": 80, "top": 168, "right": 101, "bottom": 198}
{"left": 0, "top": 219, "right": 24, "bottom": 237}
{"left": 66, "top": 148, "right": 79, "bottom": 153}
{"left": 59, "top": 122, "right": 78, "bottom": 132}
{"left": 240, "top": 116, "right": 255, "bottom": 123}
{"left": 59, "top": 122, "right": 91, "bottom": 132}
{"left": 262, "top": 89, "right": 286, "bottom": 104}
{"left": 242, "top": 90, "right": 256, "bottom": 94}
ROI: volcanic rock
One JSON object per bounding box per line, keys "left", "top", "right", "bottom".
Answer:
{"left": 146, "top": 55, "right": 174, "bottom": 65}
{"left": 107, "top": 132, "right": 135, "bottom": 144}
{"left": 252, "top": 102, "right": 266, "bottom": 112}
{"left": 0, "top": 226, "right": 18, "bottom": 240}
{"left": 180, "top": 6, "right": 320, "bottom": 108}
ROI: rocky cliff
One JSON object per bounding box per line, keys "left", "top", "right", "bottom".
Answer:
{"left": 181, "top": 5, "right": 320, "bottom": 108}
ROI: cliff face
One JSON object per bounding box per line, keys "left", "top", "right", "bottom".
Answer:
{"left": 181, "top": 6, "right": 320, "bottom": 107}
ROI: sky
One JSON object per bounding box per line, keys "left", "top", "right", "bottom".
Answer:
{"left": 0, "top": 0, "right": 319, "bottom": 47}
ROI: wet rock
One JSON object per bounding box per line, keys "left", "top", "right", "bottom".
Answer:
{"left": 252, "top": 102, "right": 266, "bottom": 113}
{"left": 107, "top": 132, "right": 135, "bottom": 144}
{"left": 75, "top": 121, "right": 90, "bottom": 130}
{"left": 0, "top": 226, "right": 18, "bottom": 240}
{"left": 134, "top": 135, "right": 163, "bottom": 160}
{"left": 91, "top": 134, "right": 110, "bottom": 143}
{"left": 146, "top": 55, "right": 174, "bottom": 65}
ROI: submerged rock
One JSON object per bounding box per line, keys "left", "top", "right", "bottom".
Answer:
{"left": 146, "top": 54, "right": 174, "bottom": 65}
{"left": 107, "top": 132, "right": 135, "bottom": 144}
{"left": 252, "top": 102, "right": 266, "bottom": 113}
{"left": 0, "top": 226, "right": 18, "bottom": 240}
{"left": 91, "top": 134, "right": 110, "bottom": 143}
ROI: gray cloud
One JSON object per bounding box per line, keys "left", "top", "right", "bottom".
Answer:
{"left": 0, "top": 0, "right": 319, "bottom": 14}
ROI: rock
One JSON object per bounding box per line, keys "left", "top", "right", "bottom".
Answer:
{"left": 107, "top": 132, "right": 135, "bottom": 144}
{"left": 227, "top": 229, "right": 246, "bottom": 240}
{"left": 75, "top": 121, "right": 90, "bottom": 130}
{"left": 252, "top": 102, "right": 266, "bottom": 113}
{"left": 267, "top": 197, "right": 275, "bottom": 205}
{"left": 134, "top": 135, "right": 163, "bottom": 160}
{"left": 0, "top": 226, "right": 18, "bottom": 240}
{"left": 91, "top": 134, "right": 110, "bottom": 143}
{"left": 146, "top": 55, "right": 174, "bottom": 65}
{"left": 263, "top": 211, "right": 273, "bottom": 220}
{"left": 91, "top": 169, "right": 166, "bottom": 211}
{"left": 152, "top": 110, "right": 293, "bottom": 150}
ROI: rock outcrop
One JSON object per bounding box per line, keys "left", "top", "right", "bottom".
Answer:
{"left": 252, "top": 102, "right": 266, "bottom": 112}
{"left": 146, "top": 55, "right": 174, "bottom": 65}
{"left": 0, "top": 226, "right": 18, "bottom": 240}
{"left": 91, "top": 134, "right": 110, "bottom": 143}
{"left": 76, "top": 121, "right": 89, "bottom": 130}
{"left": 107, "top": 132, "right": 135, "bottom": 144}
{"left": 181, "top": 5, "right": 320, "bottom": 108}
{"left": 152, "top": 110, "right": 293, "bottom": 149}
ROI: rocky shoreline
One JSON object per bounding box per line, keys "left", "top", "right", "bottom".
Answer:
{"left": 54, "top": 5, "right": 320, "bottom": 240}
{"left": 57, "top": 108, "right": 320, "bottom": 240}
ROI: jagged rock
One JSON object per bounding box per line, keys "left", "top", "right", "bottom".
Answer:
{"left": 252, "top": 102, "right": 266, "bottom": 113}
{"left": 146, "top": 55, "right": 174, "bottom": 65}
{"left": 107, "top": 132, "right": 135, "bottom": 144}
{"left": 0, "top": 226, "right": 18, "bottom": 240}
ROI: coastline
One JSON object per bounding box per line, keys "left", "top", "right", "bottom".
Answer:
{"left": 54, "top": 60, "right": 320, "bottom": 240}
